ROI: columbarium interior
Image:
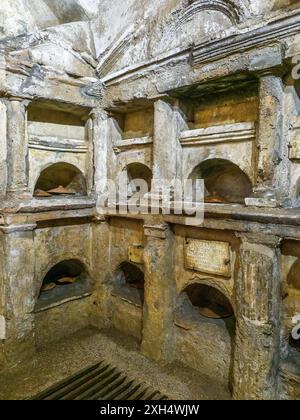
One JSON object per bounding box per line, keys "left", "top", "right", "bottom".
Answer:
{"left": 0, "top": 0, "right": 300, "bottom": 400}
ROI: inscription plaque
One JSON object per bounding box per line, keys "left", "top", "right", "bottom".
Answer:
{"left": 184, "top": 239, "right": 231, "bottom": 277}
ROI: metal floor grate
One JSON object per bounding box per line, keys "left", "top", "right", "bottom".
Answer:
{"left": 32, "top": 361, "right": 168, "bottom": 400}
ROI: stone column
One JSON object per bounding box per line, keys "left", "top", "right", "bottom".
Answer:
{"left": 233, "top": 233, "right": 282, "bottom": 400}
{"left": 0, "top": 224, "right": 36, "bottom": 366}
{"left": 251, "top": 74, "right": 284, "bottom": 206}
{"left": 6, "top": 97, "right": 29, "bottom": 196}
{"left": 85, "top": 116, "right": 94, "bottom": 196}
{"left": 141, "top": 218, "right": 176, "bottom": 364}
{"left": 92, "top": 109, "right": 118, "bottom": 198}
{"left": 152, "top": 99, "right": 186, "bottom": 194}
{"left": 0, "top": 100, "right": 7, "bottom": 198}
{"left": 90, "top": 216, "right": 112, "bottom": 330}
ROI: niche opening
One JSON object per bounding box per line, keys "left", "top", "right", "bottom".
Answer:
{"left": 189, "top": 159, "right": 252, "bottom": 204}
{"left": 34, "top": 163, "right": 87, "bottom": 198}
{"left": 36, "top": 259, "right": 91, "bottom": 311}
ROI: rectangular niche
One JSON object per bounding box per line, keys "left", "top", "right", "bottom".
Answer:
{"left": 28, "top": 102, "right": 89, "bottom": 152}
{"left": 111, "top": 106, "right": 154, "bottom": 141}
{"left": 176, "top": 78, "right": 259, "bottom": 131}
{"left": 27, "top": 102, "right": 92, "bottom": 198}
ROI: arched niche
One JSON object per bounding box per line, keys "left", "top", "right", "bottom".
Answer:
{"left": 113, "top": 261, "right": 145, "bottom": 307}
{"left": 189, "top": 158, "right": 253, "bottom": 204}
{"left": 175, "top": 282, "right": 236, "bottom": 389}
{"left": 122, "top": 163, "right": 152, "bottom": 198}
{"left": 34, "top": 163, "right": 87, "bottom": 198}
{"left": 35, "top": 259, "right": 92, "bottom": 311}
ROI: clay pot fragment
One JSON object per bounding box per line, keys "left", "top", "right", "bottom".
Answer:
{"left": 56, "top": 277, "right": 77, "bottom": 285}
{"left": 47, "top": 186, "right": 76, "bottom": 195}
{"left": 41, "top": 282, "right": 56, "bottom": 292}
{"left": 34, "top": 189, "right": 52, "bottom": 197}
{"left": 205, "top": 195, "right": 227, "bottom": 204}
{"left": 198, "top": 305, "right": 233, "bottom": 319}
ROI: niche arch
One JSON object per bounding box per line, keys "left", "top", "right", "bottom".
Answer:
{"left": 34, "top": 162, "right": 87, "bottom": 197}
{"left": 35, "top": 258, "right": 92, "bottom": 311}
{"left": 177, "top": 0, "right": 245, "bottom": 28}
{"left": 189, "top": 158, "right": 253, "bottom": 203}
{"left": 175, "top": 279, "right": 236, "bottom": 389}
{"left": 112, "top": 261, "right": 145, "bottom": 306}
{"left": 121, "top": 162, "right": 153, "bottom": 198}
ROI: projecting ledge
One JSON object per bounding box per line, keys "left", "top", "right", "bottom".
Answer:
{"left": 180, "top": 123, "right": 256, "bottom": 146}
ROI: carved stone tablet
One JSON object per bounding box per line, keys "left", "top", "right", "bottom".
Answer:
{"left": 184, "top": 239, "right": 231, "bottom": 277}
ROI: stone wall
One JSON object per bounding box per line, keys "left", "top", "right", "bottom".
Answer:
{"left": 0, "top": 0, "right": 300, "bottom": 401}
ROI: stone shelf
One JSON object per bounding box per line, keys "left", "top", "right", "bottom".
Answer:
{"left": 113, "top": 135, "right": 153, "bottom": 153}
{"left": 35, "top": 279, "right": 93, "bottom": 313}
{"left": 180, "top": 122, "right": 256, "bottom": 147}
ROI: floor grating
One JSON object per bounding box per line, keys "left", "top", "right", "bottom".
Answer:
{"left": 31, "top": 361, "right": 168, "bottom": 400}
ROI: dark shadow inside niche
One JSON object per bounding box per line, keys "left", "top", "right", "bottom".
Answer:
{"left": 35, "top": 259, "right": 92, "bottom": 311}
{"left": 175, "top": 283, "right": 236, "bottom": 332}
{"left": 184, "top": 283, "right": 234, "bottom": 319}
{"left": 125, "top": 163, "right": 152, "bottom": 198}
{"left": 287, "top": 258, "right": 300, "bottom": 291}
{"left": 189, "top": 159, "right": 253, "bottom": 204}
{"left": 34, "top": 163, "right": 87, "bottom": 198}
{"left": 112, "top": 262, "right": 145, "bottom": 307}
{"left": 289, "top": 332, "right": 300, "bottom": 353}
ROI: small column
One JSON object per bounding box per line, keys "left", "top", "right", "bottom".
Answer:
{"left": 0, "top": 224, "right": 36, "bottom": 366}
{"left": 152, "top": 99, "right": 186, "bottom": 188}
{"left": 92, "top": 109, "right": 117, "bottom": 198}
{"left": 6, "top": 97, "right": 29, "bottom": 196}
{"left": 233, "top": 233, "right": 282, "bottom": 400}
{"left": 0, "top": 100, "right": 7, "bottom": 197}
{"left": 141, "top": 218, "right": 176, "bottom": 364}
{"left": 249, "top": 74, "right": 284, "bottom": 207}
{"left": 90, "top": 216, "right": 112, "bottom": 330}
{"left": 85, "top": 116, "right": 94, "bottom": 195}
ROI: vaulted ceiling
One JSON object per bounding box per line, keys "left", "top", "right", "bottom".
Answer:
{"left": 0, "top": 0, "right": 101, "bottom": 39}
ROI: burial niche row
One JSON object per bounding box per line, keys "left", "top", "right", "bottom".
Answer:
{"left": 34, "top": 163, "right": 87, "bottom": 198}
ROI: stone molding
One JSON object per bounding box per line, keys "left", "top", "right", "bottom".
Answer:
{"left": 180, "top": 122, "right": 256, "bottom": 147}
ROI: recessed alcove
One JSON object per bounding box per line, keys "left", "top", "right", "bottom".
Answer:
{"left": 189, "top": 159, "right": 253, "bottom": 204}
{"left": 123, "top": 163, "right": 153, "bottom": 199}
{"left": 173, "top": 77, "right": 258, "bottom": 130}
{"left": 112, "top": 262, "right": 145, "bottom": 307}
{"left": 111, "top": 107, "right": 154, "bottom": 140}
{"left": 287, "top": 258, "right": 300, "bottom": 291}
{"left": 35, "top": 259, "right": 92, "bottom": 312}
{"left": 34, "top": 163, "right": 87, "bottom": 198}
{"left": 111, "top": 261, "right": 145, "bottom": 341}
{"left": 175, "top": 282, "right": 235, "bottom": 386}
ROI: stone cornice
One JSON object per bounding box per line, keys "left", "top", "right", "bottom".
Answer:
{"left": 180, "top": 122, "right": 256, "bottom": 147}
{"left": 192, "top": 11, "right": 300, "bottom": 65}
{"left": 101, "top": 10, "right": 300, "bottom": 89}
